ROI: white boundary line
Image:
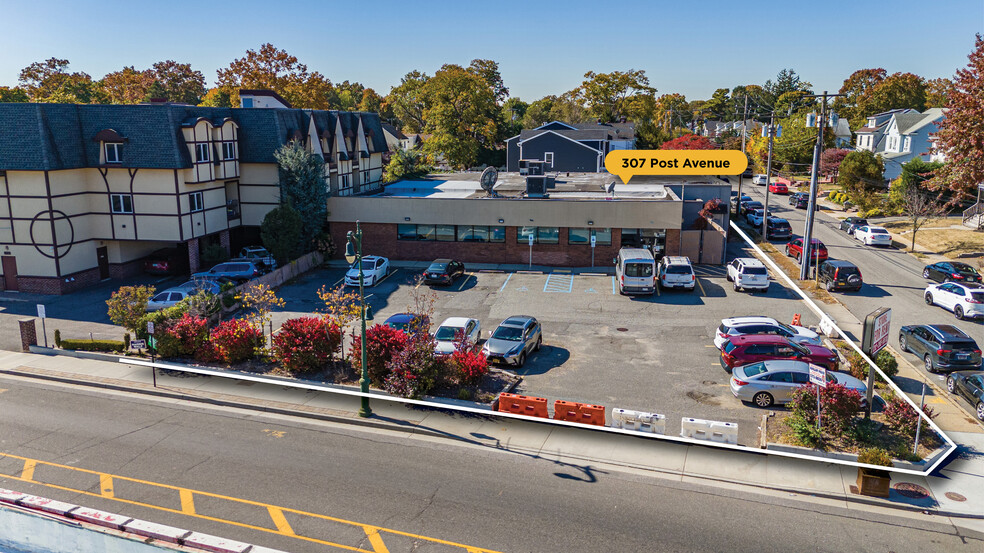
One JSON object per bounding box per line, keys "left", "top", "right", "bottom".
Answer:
{"left": 729, "top": 221, "right": 957, "bottom": 474}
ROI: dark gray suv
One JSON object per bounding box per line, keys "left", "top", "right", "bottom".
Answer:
{"left": 899, "top": 324, "right": 982, "bottom": 373}
{"left": 481, "top": 316, "right": 542, "bottom": 367}
{"left": 818, "top": 260, "right": 863, "bottom": 292}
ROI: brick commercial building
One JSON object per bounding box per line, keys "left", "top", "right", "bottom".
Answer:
{"left": 328, "top": 173, "right": 732, "bottom": 268}
{"left": 0, "top": 95, "right": 386, "bottom": 294}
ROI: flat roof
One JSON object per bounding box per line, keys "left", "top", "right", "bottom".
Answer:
{"left": 377, "top": 172, "right": 729, "bottom": 201}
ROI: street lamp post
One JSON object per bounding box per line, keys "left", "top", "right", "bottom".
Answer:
{"left": 346, "top": 220, "right": 372, "bottom": 418}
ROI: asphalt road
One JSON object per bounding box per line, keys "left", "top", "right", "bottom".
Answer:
{"left": 0, "top": 378, "right": 980, "bottom": 553}
{"left": 742, "top": 183, "right": 983, "bottom": 414}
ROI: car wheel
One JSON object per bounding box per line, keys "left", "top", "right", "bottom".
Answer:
{"left": 826, "top": 281, "right": 834, "bottom": 292}
{"left": 925, "top": 292, "right": 934, "bottom": 306}
{"left": 922, "top": 268, "right": 931, "bottom": 279}
{"left": 753, "top": 392, "right": 774, "bottom": 408}
{"left": 924, "top": 355, "right": 936, "bottom": 373}
{"left": 977, "top": 402, "right": 984, "bottom": 422}
{"left": 726, "top": 272, "right": 732, "bottom": 282}
{"left": 900, "top": 335, "right": 908, "bottom": 353}
{"left": 534, "top": 336, "right": 542, "bottom": 352}
{"left": 947, "top": 376, "right": 956, "bottom": 393}
{"left": 785, "top": 246, "right": 791, "bottom": 257}
{"left": 733, "top": 282, "right": 740, "bottom": 291}
{"left": 944, "top": 277, "right": 952, "bottom": 283}
{"left": 517, "top": 352, "right": 526, "bottom": 368}
{"left": 955, "top": 306, "right": 965, "bottom": 320}
{"left": 795, "top": 252, "right": 802, "bottom": 262}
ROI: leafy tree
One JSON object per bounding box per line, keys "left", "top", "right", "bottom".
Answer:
{"left": 659, "top": 133, "right": 716, "bottom": 150}
{"left": 924, "top": 77, "right": 955, "bottom": 108}
{"left": 18, "top": 57, "right": 102, "bottom": 103}
{"left": 501, "top": 97, "right": 528, "bottom": 136}
{"left": 928, "top": 34, "right": 984, "bottom": 202}
{"left": 820, "top": 148, "right": 851, "bottom": 177}
{"left": 0, "top": 87, "right": 28, "bottom": 102}
{"left": 654, "top": 93, "right": 690, "bottom": 130}
{"left": 421, "top": 63, "right": 499, "bottom": 169}
{"left": 763, "top": 68, "right": 812, "bottom": 103}
{"left": 101, "top": 66, "right": 154, "bottom": 104}
{"left": 578, "top": 69, "right": 655, "bottom": 123}
{"left": 357, "top": 87, "right": 384, "bottom": 114}
{"left": 274, "top": 141, "right": 327, "bottom": 245}
{"left": 329, "top": 80, "right": 365, "bottom": 111}
{"left": 521, "top": 96, "right": 556, "bottom": 128}
{"left": 199, "top": 87, "right": 237, "bottom": 107}
{"left": 383, "top": 147, "right": 432, "bottom": 182}
{"left": 106, "top": 285, "right": 156, "bottom": 332}
{"left": 387, "top": 70, "right": 430, "bottom": 133}
{"left": 148, "top": 60, "right": 206, "bottom": 104}
{"left": 866, "top": 72, "right": 926, "bottom": 115}
{"left": 216, "top": 43, "right": 332, "bottom": 109}
{"left": 834, "top": 68, "right": 887, "bottom": 127}
{"left": 260, "top": 203, "right": 304, "bottom": 265}
{"left": 693, "top": 88, "right": 731, "bottom": 120}
{"left": 236, "top": 282, "right": 285, "bottom": 332}
{"left": 550, "top": 88, "right": 589, "bottom": 123}
{"left": 469, "top": 59, "right": 509, "bottom": 103}
{"left": 840, "top": 150, "right": 885, "bottom": 208}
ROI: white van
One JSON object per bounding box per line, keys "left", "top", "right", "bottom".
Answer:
{"left": 615, "top": 248, "right": 656, "bottom": 295}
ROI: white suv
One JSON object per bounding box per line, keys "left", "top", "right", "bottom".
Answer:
{"left": 726, "top": 258, "right": 770, "bottom": 292}
{"left": 714, "top": 316, "right": 822, "bottom": 350}
{"left": 658, "top": 256, "right": 696, "bottom": 291}
{"left": 924, "top": 282, "right": 984, "bottom": 320}
{"left": 752, "top": 174, "right": 768, "bottom": 185}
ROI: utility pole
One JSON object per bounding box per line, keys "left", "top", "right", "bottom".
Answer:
{"left": 736, "top": 94, "right": 750, "bottom": 217}
{"left": 799, "top": 91, "right": 846, "bottom": 280}
{"left": 761, "top": 112, "right": 777, "bottom": 238}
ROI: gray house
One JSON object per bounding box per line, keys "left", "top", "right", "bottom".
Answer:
{"left": 505, "top": 121, "right": 635, "bottom": 173}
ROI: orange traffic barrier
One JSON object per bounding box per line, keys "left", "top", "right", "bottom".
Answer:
{"left": 791, "top": 313, "right": 801, "bottom": 327}
{"left": 553, "top": 400, "right": 580, "bottom": 421}
{"left": 497, "top": 393, "right": 548, "bottom": 418}
{"left": 552, "top": 400, "right": 607, "bottom": 426}
{"left": 577, "top": 403, "right": 606, "bottom": 426}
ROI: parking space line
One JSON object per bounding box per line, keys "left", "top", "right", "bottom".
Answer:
{"left": 543, "top": 273, "right": 573, "bottom": 293}
{"left": 101, "top": 473, "right": 115, "bottom": 498}
{"left": 498, "top": 273, "right": 513, "bottom": 293}
{"left": 696, "top": 278, "right": 706, "bottom": 296}
{"left": 457, "top": 274, "right": 471, "bottom": 291}
{"left": 611, "top": 276, "right": 616, "bottom": 295}
{"left": 331, "top": 277, "right": 344, "bottom": 288}
{"left": 375, "top": 270, "right": 397, "bottom": 286}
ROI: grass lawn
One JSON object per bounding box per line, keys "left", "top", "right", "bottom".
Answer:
{"left": 881, "top": 218, "right": 984, "bottom": 262}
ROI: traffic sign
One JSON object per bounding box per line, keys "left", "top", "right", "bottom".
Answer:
{"left": 528, "top": 234, "right": 534, "bottom": 246}
{"left": 147, "top": 321, "right": 155, "bottom": 334}
{"left": 36, "top": 304, "right": 46, "bottom": 319}
{"left": 809, "top": 364, "right": 827, "bottom": 387}
{"left": 590, "top": 235, "right": 596, "bottom": 248}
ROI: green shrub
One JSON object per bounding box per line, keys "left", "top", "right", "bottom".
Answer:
{"left": 861, "top": 208, "right": 885, "bottom": 218}
{"left": 60, "top": 339, "right": 126, "bottom": 352}
{"left": 786, "top": 414, "right": 824, "bottom": 449}
{"left": 123, "top": 333, "right": 130, "bottom": 349}
{"left": 135, "top": 303, "right": 190, "bottom": 341}
{"left": 199, "top": 244, "right": 229, "bottom": 269}
{"left": 857, "top": 447, "right": 893, "bottom": 466}
{"left": 221, "top": 292, "right": 237, "bottom": 308}
{"left": 847, "top": 417, "right": 880, "bottom": 447}
{"left": 54, "top": 329, "right": 62, "bottom": 348}
{"left": 875, "top": 349, "right": 899, "bottom": 378}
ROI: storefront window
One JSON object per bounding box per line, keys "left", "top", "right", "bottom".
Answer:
{"left": 594, "top": 228, "right": 612, "bottom": 245}
{"left": 569, "top": 228, "right": 590, "bottom": 244}
{"left": 416, "top": 224, "right": 436, "bottom": 241}
{"left": 397, "top": 224, "right": 417, "bottom": 240}
{"left": 517, "top": 226, "right": 536, "bottom": 243}
{"left": 490, "top": 226, "right": 505, "bottom": 243}
{"left": 537, "top": 227, "right": 559, "bottom": 244}
{"left": 458, "top": 225, "right": 490, "bottom": 242}
{"left": 436, "top": 224, "right": 455, "bottom": 242}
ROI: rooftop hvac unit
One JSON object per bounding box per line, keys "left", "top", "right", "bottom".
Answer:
{"left": 526, "top": 176, "right": 547, "bottom": 197}
{"left": 527, "top": 161, "right": 545, "bottom": 176}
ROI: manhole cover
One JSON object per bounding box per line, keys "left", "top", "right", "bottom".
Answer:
{"left": 944, "top": 492, "right": 967, "bottom": 502}
{"left": 893, "top": 483, "right": 930, "bottom": 499}
{"left": 616, "top": 327, "right": 628, "bottom": 332}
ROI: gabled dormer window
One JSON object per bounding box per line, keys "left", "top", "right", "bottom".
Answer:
{"left": 105, "top": 143, "right": 122, "bottom": 164}
{"left": 195, "top": 143, "right": 210, "bottom": 163}
{"left": 222, "top": 142, "right": 236, "bottom": 160}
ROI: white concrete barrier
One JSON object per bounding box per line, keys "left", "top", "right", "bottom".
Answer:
{"left": 611, "top": 408, "right": 666, "bottom": 434}
{"left": 681, "top": 417, "right": 738, "bottom": 444}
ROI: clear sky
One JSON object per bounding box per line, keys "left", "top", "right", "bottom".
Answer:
{"left": 2, "top": 0, "right": 981, "bottom": 101}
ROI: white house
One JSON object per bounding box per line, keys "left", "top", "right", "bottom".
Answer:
{"left": 877, "top": 108, "right": 947, "bottom": 180}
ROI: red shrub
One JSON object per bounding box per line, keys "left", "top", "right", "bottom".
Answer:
{"left": 349, "top": 324, "right": 409, "bottom": 386}
{"left": 209, "top": 318, "right": 263, "bottom": 363}
{"left": 451, "top": 349, "right": 488, "bottom": 385}
{"left": 788, "top": 383, "right": 863, "bottom": 433}
{"left": 884, "top": 396, "right": 938, "bottom": 437}
{"left": 272, "top": 317, "right": 341, "bottom": 374}
{"left": 170, "top": 314, "right": 210, "bottom": 358}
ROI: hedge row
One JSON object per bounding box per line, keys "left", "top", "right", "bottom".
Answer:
{"left": 59, "top": 339, "right": 126, "bottom": 352}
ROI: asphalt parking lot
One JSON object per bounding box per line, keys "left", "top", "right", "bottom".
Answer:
{"left": 274, "top": 246, "right": 820, "bottom": 446}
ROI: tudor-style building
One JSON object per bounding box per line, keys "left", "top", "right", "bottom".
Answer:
{"left": 505, "top": 121, "right": 636, "bottom": 173}
{"left": 0, "top": 98, "right": 386, "bottom": 294}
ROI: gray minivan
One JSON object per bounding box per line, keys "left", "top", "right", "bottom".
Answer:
{"left": 615, "top": 248, "right": 656, "bottom": 295}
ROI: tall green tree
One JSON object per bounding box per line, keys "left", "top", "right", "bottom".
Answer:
{"left": 260, "top": 203, "right": 304, "bottom": 265}
{"left": 148, "top": 60, "right": 206, "bottom": 104}
{"left": 840, "top": 150, "right": 885, "bottom": 199}
{"left": 421, "top": 64, "right": 499, "bottom": 169}
{"left": 763, "top": 68, "right": 812, "bottom": 103}
{"left": 18, "top": 57, "right": 102, "bottom": 103}
{"left": 834, "top": 68, "right": 887, "bottom": 127}
{"left": 387, "top": 70, "right": 430, "bottom": 133}
{"left": 469, "top": 59, "right": 509, "bottom": 103}
{"left": 274, "top": 141, "right": 327, "bottom": 246}
{"left": 521, "top": 96, "right": 556, "bottom": 128}
{"left": 578, "top": 69, "right": 655, "bottom": 122}
{"left": 383, "top": 147, "right": 432, "bottom": 182}
{"left": 0, "top": 86, "right": 29, "bottom": 102}
{"left": 100, "top": 66, "right": 154, "bottom": 104}
{"left": 866, "top": 72, "right": 926, "bottom": 114}
{"left": 501, "top": 97, "right": 528, "bottom": 136}
{"left": 924, "top": 77, "right": 955, "bottom": 108}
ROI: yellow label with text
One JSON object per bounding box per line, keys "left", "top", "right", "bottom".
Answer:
{"left": 605, "top": 150, "right": 748, "bottom": 183}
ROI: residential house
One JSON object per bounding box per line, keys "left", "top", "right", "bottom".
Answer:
{"left": 505, "top": 121, "right": 636, "bottom": 173}
{"left": 875, "top": 108, "right": 947, "bottom": 180}
{"left": 854, "top": 108, "right": 916, "bottom": 155}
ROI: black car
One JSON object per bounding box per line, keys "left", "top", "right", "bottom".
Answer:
{"left": 731, "top": 194, "right": 752, "bottom": 211}
{"left": 946, "top": 371, "right": 984, "bottom": 421}
{"left": 422, "top": 259, "right": 465, "bottom": 285}
{"left": 766, "top": 217, "right": 792, "bottom": 240}
{"left": 922, "top": 261, "right": 983, "bottom": 284}
{"left": 839, "top": 217, "right": 868, "bottom": 234}
{"left": 788, "top": 192, "right": 808, "bottom": 206}
{"left": 740, "top": 200, "right": 764, "bottom": 215}
{"left": 898, "top": 324, "right": 983, "bottom": 373}
{"left": 818, "top": 260, "right": 863, "bottom": 292}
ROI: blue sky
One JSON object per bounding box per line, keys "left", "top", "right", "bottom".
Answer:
{"left": 2, "top": 0, "right": 981, "bottom": 101}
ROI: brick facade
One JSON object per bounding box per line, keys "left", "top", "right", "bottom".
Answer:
{"left": 330, "top": 223, "right": 624, "bottom": 268}
{"left": 188, "top": 238, "right": 200, "bottom": 273}
{"left": 219, "top": 229, "right": 231, "bottom": 254}
{"left": 108, "top": 258, "right": 147, "bottom": 280}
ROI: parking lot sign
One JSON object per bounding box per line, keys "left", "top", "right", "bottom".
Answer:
{"left": 809, "top": 364, "right": 827, "bottom": 387}
{"left": 862, "top": 307, "right": 891, "bottom": 356}
{"left": 129, "top": 339, "right": 146, "bottom": 350}
{"left": 590, "top": 235, "right": 596, "bottom": 248}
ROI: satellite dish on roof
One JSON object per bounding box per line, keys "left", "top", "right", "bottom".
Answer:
{"left": 480, "top": 166, "right": 498, "bottom": 195}
{"left": 607, "top": 180, "right": 617, "bottom": 194}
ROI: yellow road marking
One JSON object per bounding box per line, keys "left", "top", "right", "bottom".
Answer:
{"left": 100, "top": 473, "right": 114, "bottom": 498}
{"left": 364, "top": 526, "right": 390, "bottom": 553}
{"left": 180, "top": 488, "right": 195, "bottom": 515}
{"left": 0, "top": 452, "right": 500, "bottom": 553}
{"left": 268, "top": 506, "right": 294, "bottom": 535}
{"left": 263, "top": 429, "right": 286, "bottom": 438}
{"left": 20, "top": 460, "right": 35, "bottom": 481}
{"left": 926, "top": 396, "right": 945, "bottom": 404}
{"left": 456, "top": 274, "right": 471, "bottom": 291}
{"left": 696, "top": 278, "right": 706, "bottom": 296}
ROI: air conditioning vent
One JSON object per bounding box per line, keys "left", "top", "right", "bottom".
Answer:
{"left": 526, "top": 176, "right": 547, "bottom": 197}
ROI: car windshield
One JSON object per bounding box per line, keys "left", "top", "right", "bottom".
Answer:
{"left": 723, "top": 341, "right": 738, "bottom": 354}
{"left": 777, "top": 321, "right": 797, "bottom": 333}
{"left": 386, "top": 321, "right": 409, "bottom": 331}
{"left": 625, "top": 263, "right": 653, "bottom": 277}
{"left": 742, "top": 363, "right": 767, "bottom": 376}
{"left": 492, "top": 325, "right": 524, "bottom": 341}
{"left": 434, "top": 326, "right": 463, "bottom": 341}
{"left": 427, "top": 263, "right": 448, "bottom": 272}
{"left": 744, "top": 267, "right": 767, "bottom": 275}
{"left": 666, "top": 265, "right": 692, "bottom": 275}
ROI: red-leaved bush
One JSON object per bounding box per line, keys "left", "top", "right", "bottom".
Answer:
{"left": 884, "top": 395, "right": 938, "bottom": 437}
{"left": 272, "top": 317, "right": 341, "bottom": 374}
{"left": 450, "top": 349, "right": 488, "bottom": 385}
{"left": 788, "top": 383, "right": 863, "bottom": 433}
{"left": 384, "top": 333, "right": 441, "bottom": 398}
{"left": 170, "top": 314, "right": 210, "bottom": 358}
{"left": 208, "top": 318, "right": 263, "bottom": 363}
{"left": 349, "top": 324, "right": 409, "bottom": 386}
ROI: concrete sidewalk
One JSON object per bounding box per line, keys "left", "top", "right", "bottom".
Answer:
{"left": 0, "top": 349, "right": 981, "bottom": 531}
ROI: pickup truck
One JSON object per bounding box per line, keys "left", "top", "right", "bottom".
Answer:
{"left": 231, "top": 246, "right": 277, "bottom": 272}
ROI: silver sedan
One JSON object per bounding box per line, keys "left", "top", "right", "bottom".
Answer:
{"left": 730, "top": 359, "right": 867, "bottom": 408}
{"left": 482, "top": 316, "right": 542, "bottom": 368}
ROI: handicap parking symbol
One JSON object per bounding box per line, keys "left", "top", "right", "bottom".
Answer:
{"left": 516, "top": 285, "right": 528, "bottom": 292}
{"left": 584, "top": 288, "right": 598, "bottom": 294}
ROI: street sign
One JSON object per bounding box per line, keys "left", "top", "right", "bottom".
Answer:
{"left": 590, "top": 235, "right": 596, "bottom": 248}
{"left": 862, "top": 307, "right": 892, "bottom": 356}
{"left": 129, "top": 339, "right": 146, "bottom": 350}
{"left": 809, "top": 364, "right": 827, "bottom": 387}
{"left": 528, "top": 234, "right": 534, "bottom": 246}
{"left": 36, "top": 304, "right": 45, "bottom": 319}
{"left": 147, "top": 321, "right": 155, "bottom": 334}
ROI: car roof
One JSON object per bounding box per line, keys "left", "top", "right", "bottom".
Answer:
{"left": 758, "top": 360, "right": 814, "bottom": 372}
{"left": 768, "top": 217, "right": 789, "bottom": 223}
{"left": 501, "top": 315, "right": 535, "bottom": 327}
{"left": 722, "top": 316, "right": 779, "bottom": 327}
{"left": 952, "top": 282, "right": 984, "bottom": 289}
{"left": 730, "top": 334, "right": 793, "bottom": 345}
{"left": 431, "top": 258, "right": 452, "bottom": 263}
{"left": 439, "top": 317, "right": 474, "bottom": 327}
{"left": 385, "top": 313, "right": 420, "bottom": 323}
{"left": 823, "top": 260, "right": 857, "bottom": 267}
{"left": 663, "top": 256, "right": 692, "bottom": 264}
{"left": 924, "top": 324, "right": 971, "bottom": 339}
{"left": 734, "top": 257, "right": 765, "bottom": 266}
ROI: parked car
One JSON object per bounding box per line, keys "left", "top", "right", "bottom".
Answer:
{"left": 714, "top": 316, "right": 822, "bottom": 350}
{"left": 344, "top": 256, "right": 390, "bottom": 287}
{"left": 766, "top": 218, "right": 792, "bottom": 240}
{"left": 232, "top": 246, "right": 277, "bottom": 271}
{"left": 382, "top": 313, "right": 430, "bottom": 335}
{"left": 730, "top": 360, "right": 867, "bottom": 408}
{"left": 854, "top": 225, "right": 892, "bottom": 247}
{"left": 839, "top": 217, "right": 868, "bottom": 235}
{"left": 482, "top": 315, "right": 542, "bottom": 368}
{"left": 767, "top": 181, "right": 788, "bottom": 194}
{"left": 422, "top": 259, "right": 465, "bottom": 285}
{"left": 923, "top": 261, "right": 983, "bottom": 284}
{"left": 193, "top": 261, "right": 261, "bottom": 284}
{"left": 726, "top": 257, "right": 769, "bottom": 292}
{"left": 143, "top": 248, "right": 188, "bottom": 275}
{"left": 720, "top": 335, "right": 840, "bottom": 372}
{"left": 788, "top": 192, "right": 808, "bottom": 206}
{"left": 615, "top": 248, "right": 656, "bottom": 295}
{"left": 146, "top": 287, "right": 193, "bottom": 312}
{"left": 731, "top": 194, "right": 752, "bottom": 210}
{"left": 740, "top": 200, "right": 764, "bottom": 215}
{"left": 434, "top": 317, "right": 481, "bottom": 355}
{"left": 752, "top": 174, "right": 768, "bottom": 185}
{"left": 924, "top": 282, "right": 984, "bottom": 320}
{"left": 790, "top": 193, "right": 817, "bottom": 210}
{"left": 746, "top": 208, "right": 772, "bottom": 227}
{"left": 946, "top": 371, "right": 984, "bottom": 421}
{"left": 899, "top": 324, "right": 982, "bottom": 373}
{"left": 818, "top": 260, "right": 863, "bottom": 292}
{"left": 657, "top": 256, "right": 696, "bottom": 291}
{"left": 785, "top": 237, "right": 828, "bottom": 263}
{"left": 174, "top": 279, "right": 223, "bottom": 295}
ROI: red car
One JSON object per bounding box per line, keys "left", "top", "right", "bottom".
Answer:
{"left": 720, "top": 335, "right": 840, "bottom": 371}
{"left": 768, "top": 182, "right": 788, "bottom": 194}
{"left": 785, "top": 237, "right": 828, "bottom": 263}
